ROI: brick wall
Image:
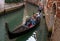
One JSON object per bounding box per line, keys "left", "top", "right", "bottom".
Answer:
{"left": 50, "top": 0, "right": 60, "bottom": 41}
{"left": 56, "top": 1, "right": 60, "bottom": 18}
{"left": 44, "top": 0, "right": 55, "bottom": 31}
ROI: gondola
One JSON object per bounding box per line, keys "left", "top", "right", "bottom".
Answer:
{"left": 5, "top": 15, "right": 40, "bottom": 39}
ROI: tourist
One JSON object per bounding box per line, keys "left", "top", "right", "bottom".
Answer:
{"left": 24, "top": 14, "right": 38, "bottom": 27}
{"left": 28, "top": 14, "right": 37, "bottom": 27}
{"left": 29, "top": 16, "right": 36, "bottom": 28}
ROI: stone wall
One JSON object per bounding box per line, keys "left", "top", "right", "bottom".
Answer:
{"left": 51, "top": 18, "right": 60, "bottom": 41}
{"left": 0, "top": 0, "right": 4, "bottom": 12}
{"left": 44, "top": 0, "right": 55, "bottom": 31}
{"left": 29, "top": 0, "right": 39, "bottom": 4}
{"left": 26, "top": 0, "right": 41, "bottom": 6}
{"left": 56, "top": 1, "right": 60, "bottom": 19}
{"left": 49, "top": 0, "right": 60, "bottom": 41}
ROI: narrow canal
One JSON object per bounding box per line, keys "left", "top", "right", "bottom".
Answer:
{"left": 0, "top": 3, "right": 48, "bottom": 41}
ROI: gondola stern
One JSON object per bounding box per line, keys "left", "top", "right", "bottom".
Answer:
{"left": 5, "top": 22, "right": 14, "bottom": 39}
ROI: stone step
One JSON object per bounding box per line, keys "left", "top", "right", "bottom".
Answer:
{"left": 5, "top": 3, "right": 24, "bottom": 12}
{"left": 0, "top": 3, "right": 24, "bottom": 14}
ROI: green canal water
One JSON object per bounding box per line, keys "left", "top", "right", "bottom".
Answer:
{"left": 4, "top": 7, "right": 24, "bottom": 32}
{"left": 0, "top": 3, "right": 48, "bottom": 41}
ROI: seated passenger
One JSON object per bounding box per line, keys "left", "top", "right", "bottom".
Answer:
{"left": 31, "top": 17, "right": 36, "bottom": 25}
{"left": 35, "top": 12, "right": 41, "bottom": 23}
{"left": 33, "top": 13, "right": 37, "bottom": 19}
{"left": 36, "top": 13, "right": 41, "bottom": 19}
{"left": 29, "top": 15, "right": 36, "bottom": 28}
{"left": 24, "top": 14, "right": 37, "bottom": 28}
{"left": 36, "top": 12, "right": 40, "bottom": 18}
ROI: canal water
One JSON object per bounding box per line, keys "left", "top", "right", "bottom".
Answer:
{"left": 0, "top": 3, "right": 48, "bottom": 41}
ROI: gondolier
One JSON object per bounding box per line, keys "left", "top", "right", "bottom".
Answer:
{"left": 38, "top": 3, "right": 43, "bottom": 14}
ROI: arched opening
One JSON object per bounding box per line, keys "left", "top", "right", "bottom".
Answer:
{"left": 52, "top": 3, "right": 56, "bottom": 15}
{"left": 52, "top": 3, "right": 56, "bottom": 33}
{"left": 48, "top": 3, "right": 56, "bottom": 38}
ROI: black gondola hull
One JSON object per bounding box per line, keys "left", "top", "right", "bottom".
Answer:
{"left": 5, "top": 19, "right": 40, "bottom": 39}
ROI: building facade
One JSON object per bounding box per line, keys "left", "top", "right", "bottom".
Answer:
{"left": 44, "top": 0, "right": 56, "bottom": 32}
{"left": 44, "top": 0, "right": 60, "bottom": 41}
{"left": 51, "top": 0, "right": 60, "bottom": 41}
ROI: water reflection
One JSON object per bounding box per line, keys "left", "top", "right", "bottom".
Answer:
{"left": 27, "top": 35, "right": 36, "bottom": 41}
{"left": 27, "top": 32, "right": 39, "bottom": 41}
